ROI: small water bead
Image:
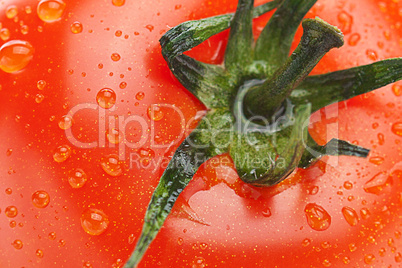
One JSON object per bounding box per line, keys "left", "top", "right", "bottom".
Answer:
{"left": 147, "top": 105, "right": 164, "bottom": 121}
{"left": 302, "top": 238, "right": 311, "bottom": 247}
{"left": 58, "top": 239, "right": 66, "bottom": 247}
{"left": 392, "top": 84, "right": 401, "bottom": 96}
{"left": 115, "top": 30, "right": 122, "bottom": 37}
{"left": 100, "top": 154, "right": 123, "bottom": 176}
{"left": 395, "top": 252, "right": 402, "bottom": 263}
{"left": 9, "top": 221, "right": 16, "bottom": 228}
{"left": 128, "top": 234, "right": 135, "bottom": 244}
{"left": 192, "top": 257, "right": 206, "bottom": 268}
{"left": 5, "top": 188, "right": 12, "bottom": 194}
{"left": 32, "top": 190, "right": 50, "bottom": 208}
{"left": 348, "top": 33, "right": 361, "bottom": 46}
{"left": 379, "top": 247, "right": 386, "bottom": 257}
{"left": 261, "top": 208, "right": 272, "bottom": 217}
{"left": 0, "top": 28, "right": 10, "bottom": 41}
{"left": 37, "top": 0, "right": 66, "bottom": 23}
{"left": 12, "top": 239, "right": 23, "bottom": 249}
{"left": 0, "top": 40, "right": 34, "bottom": 73}
{"left": 322, "top": 259, "right": 331, "bottom": 267}
{"left": 5, "top": 206, "right": 18, "bottom": 218}
{"left": 369, "top": 156, "right": 384, "bottom": 165}
{"left": 366, "top": 49, "right": 378, "bottom": 61}
{"left": 119, "top": 82, "right": 127, "bottom": 89}
{"left": 111, "top": 53, "right": 121, "bottom": 62}
{"left": 378, "top": 133, "right": 385, "bottom": 145}
{"left": 35, "top": 94, "right": 44, "bottom": 103}
{"left": 20, "top": 25, "right": 29, "bottom": 35}
{"left": 145, "top": 25, "right": 154, "bottom": 32}
{"left": 83, "top": 261, "right": 93, "bottom": 268}
{"left": 96, "top": 88, "right": 116, "bottom": 109}
{"left": 36, "top": 249, "right": 44, "bottom": 258}
{"left": 304, "top": 203, "right": 331, "bottom": 231}
{"left": 25, "top": 6, "right": 32, "bottom": 14}
{"left": 53, "top": 145, "right": 71, "bottom": 162}
{"left": 98, "top": 63, "right": 103, "bottom": 69}
{"left": 349, "top": 243, "right": 357, "bottom": 252}
{"left": 364, "top": 254, "right": 375, "bottom": 264}
{"left": 58, "top": 115, "right": 73, "bottom": 129}
{"left": 6, "top": 148, "right": 12, "bottom": 156}
{"left": 48, "top": 232, "right": 56, "bottom": 240}
{"left": 391, "top": 122, "right": 402, "bottom": 137}
{"left": 107, "top": 128, "right": 123, "bottom": 144}
{"left": 68, "top": 168, "right": 87, "bottom": 188}
{"left": 71, "top": 21, "right": 83, "bottom": 34}
{"left": 6, "top": 5, "right": 18, "bottom": 19}
{"left": 342, "top": 207, "right": 359, "bottom": 226}
{"left": 360, "top": 208, "right": 370, "bottom": 219}
{"left": 135, "top": 91, "right": 145, "bottom": 100}
{"left": 343, "top": 181, "right": 353, "bottom": 190}
{"left": 112, "top": 0, "right": 125, "bottom": 6}
{"left": 80, "top": 208, "right": 109, "bottom": 235}
{"left": 37, "top": 80, "right": 47, "bottom": 90}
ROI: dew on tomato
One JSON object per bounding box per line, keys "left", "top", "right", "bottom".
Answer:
{"left": 48, "top": 232, "right": 56, "bottom": 240}
{"left": 6, "top": 5, "right": 18, "bottom": 19}
{"left": 5, "top": 206, "right": 18, "bottom": 218}
{"left": 32, "top": 190, "right": 50, "bottom": 208}
{"left": 80, "top": 208, "right": 109, "bottom": 236}
{"left": 36, "top": 249, "right": 44, "bottom": 258}
{"left": 119, "top": 81, "right": 127, "bottom": 89}
{"left": 342, "top": 206, "right": 359, "bottom": 226}
{"left": 112, "top": 0, "right": 125, "bottom": 7}
{"left": 96, "top": 88, "right": 116, "bottom": 109}
{"left": 348, "top": 33, "right": 361, "bottom": 46}
{"left": 100, "top": 154, "right": 123, "bottom": 176}
{"left": 53, "top": 145, "right": 71, "bottom": 163}
{"left": 392, "top": 122, "right": 402, "bottom": 137}
{"left": 304, "top": 203, "right": 331, "bottom": 231}
{"left": 37, "top": 0, "right": 66, "bottom": 23}
{"left": 9, "top": 221, "right": 16, "bottom": 228}
{"left": 369, "top": 156, "right": 385, "bottom": 165}
{"left": 0, "top": 40, "right": 34, "bottom": 73}
{"left": 360, "top": 207, "right": 371, "bottom": 219}
{"left": 364, "top": 254, "right": 375, "bottom": 264}
{"left": 35, "top": 93, "right": 44, "bottom": 103}
{"left": 11, "top": 239, "right": 23, "bottom": 250}
{"left": 147, "top": 105, "right": 164, "bottom": 121}
{"left": 135, "top": 91, "right": 145, "bottom": 100}
{"left": 107, "top": 128, "right": 123, "bottom": 144}
{"left": 68, "top": 168, "right": 87, "bottom": 188}
{"left": 36, "top": 80, "right": 47, "bottom": 90}
{"left": 0, "top": 28, "right": 10, "bottom": 41}
{"left": 5, "top": 188, "right": 12, "bottom": 195}
{"left": 58, "top": 115, "right": 73, "bottom": 130}
{"left": 71, "top": 21, "right": 83, "bottom": 34}
{"left": 111, "top": 53, "right": 121, "bottom": 61}
{"left": 363, "top": 172, "right": 392, "bottom": 195}
{"left": 20, "top": 25, "right": 29, "bottom": 35}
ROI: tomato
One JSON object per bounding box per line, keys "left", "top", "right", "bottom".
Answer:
{"left": 0, "top": 0, "right": 401, "bottom": 267}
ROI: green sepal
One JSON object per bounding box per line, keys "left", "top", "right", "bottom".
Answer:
{"left": 254, "top": 0, "right": 317, "bottom": 71}
{"left": 291, "top": 58, "right": 402, "bottom": 112}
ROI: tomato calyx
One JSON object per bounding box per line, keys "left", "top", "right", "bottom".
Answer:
{"left": 126, "top": 0, "right": 402, "bottom": 266}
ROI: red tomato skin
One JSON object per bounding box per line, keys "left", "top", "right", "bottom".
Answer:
{"left": 0, "top": 0, "right": 401, "bottom": 267}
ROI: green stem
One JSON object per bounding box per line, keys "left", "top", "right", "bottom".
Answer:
{"left": 244, "top": 18, "right": 344, "bottom": 119}
{"left": 254, "top": 0, "right": 317, "bottom": 71}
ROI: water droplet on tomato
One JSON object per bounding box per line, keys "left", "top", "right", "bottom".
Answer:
{"left": 48, "top": 232, "right": 56, "bottom": 240}
{"left": 391, "top": 122, "right": 402, "bottom": 137}
{"left": 37, "top": 80, "right": 47, "bottom": 90}
{"left": 68, "top": 168, "right": 87, "bottom": 188}
{"left": 177, "top": 237, "right": 184, "bottom": 245}
{"left": 337, "top": 11, "right": 353, "bottom": 34}
{"left": 0, "top": 40, "right": 34, "bottom": 73}
{"left": 81, "top": 208, "right": 109, "bottom": 235}
{"left": 306, "top": 185, "right": 319, "bottom": 195}
{"left": 0, "top": 28, "right": 10, "bottom": 41}
{"left": 343, "top": 181, "right": 353, "bottom": 190}
{"left": 200, "top": 243, "right": 208, "bottom": 250}
{"left": 6, "top": 5, "right": 18, "bottom": 19}
{"left": 12, "top": 239, "right": 23, "bottom": 249}
{"left": 37, "top": 0, "right": 66, "bottom": 23}
{"left": 96, "top": 88, "right": 116, "bottom": 109}
{"left": 9, "top": 221, "right": 16, "bottom": 228}
{"left": 348, "top": 33, "right": 360, "bottom": 46}
{"left": 58, "top": 115, "right": 73, "bottom": 129}
{"left": 100, "top": 154, "right": 123, "bottom": 176}
{"left": 145, "top": 25, "right": 154, "bottom": 32}
{"left": 32, "top": 190, "right": 50, "bottom": 208}
{"left": 364, "top": 254, "right": 375, "bottom": 264}
{"left": 369, "top": 156, "right": 384, "bottom": 165}
{"left": 128, "top": 234, "right": 135, "bottom": 244}
{"left": 392, "top": 84, "right": 401, "bottom": 96}
{"left": 115, "top": 30, "right": 122, "bottom": 37}
{"left": 360, "top": 207, "right": 370, "bottom": 219}
{"left": 25, "top": 6, "right": 32, "bottom": 14}
{"left": 304, "top": 203, "right": 331, "bottom": 231}
{"left": 6, "top": 148, "right": 13, "bottom": 156}
{"left": 192, "top": 257, "right": 206, "bottom": 268}
{"left": 53, "top": 145, "right": 71, "bottom": 162}
{"left": 342, "top": 206, "right": 359, "bottom": 226}
{"left": 112, "top": 0, "right": 125, "bottom": 7}
{"left": 322, "top": 259, "right": 331, "bottom": 267}
{"left": 366, "top": 49, "right": 378, "bottom": 61}
{"left": 379, "top": 247, "right": 386, "bottom": 256}
{"left": 137, "top": 147, "right": 155, "bottom": 167}
{"left": 20, "top": 25, "right": 29, "bottom": 35}
{"left": 302, "top": 238, "right": 311, "bottom": 247}
{"left": 262, "top": 208, "right": 272, "bottom": 217}
{"left": 71, "top": 21, "right": 83, "bottom": 34}
{"left": 111, "top": 53, "right": 121, "bottom": 61}
{"left": 395, "top": 252, "right": 402, "bottom": 263}
{"left": 377, "top": 133, "right": 385, "bottom": 145}
{"left": 119, "top": 81, "right": 127, "bottom": 89}
{"left": 349, "top": 243, "right": 357, "bottom": 252}
{"left": 147, "top": 105, "right": 164, "bottom": 121}
{"left": 98, "top": 63, "right": 103, "bottom": 69}
{"left": 35, "top": 93, "right": 44, "bottom": 103}
{"left": 5, "top": 206, "right": 18, "bottom": 218}
{"left": 135, "top": 91, "right": 145, "bottom": 100}
{"left": 83, "top": 261, "right": 93, "bottom": 268}
{"left": 5, "top": 188, "right": 12, "bottom": 194}
{"left": 364, "top": 172, "right": 392, "bottom": 195}
{"left": 107, "top": 128, "right": 123, "bottom": 144}
{"left": 342, "top": 256, "right": 350, "bottom": 264}
{"left": 58, "top": 239, "right": 66, "bottom": 247}
{"left": 36, "top": 249, "right": 44, "bottom": 258}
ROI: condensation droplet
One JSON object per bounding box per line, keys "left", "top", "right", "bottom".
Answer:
{"left": 364, "top": 172, "right": 392, "bottom": 195}
{"left": 37, "top": 80, "right": 47, "bottom": 90}
{"left": 32, "top": 190, "right": 50, "bottom": 208}
{"left": 37, "top": 0, "right": 66, "bottom": 23}
{"left": 58, "top": 239, "right": 66, "bottom": 247}
{"left": 68, "top": 168, "right": 87, "bottom": 188}
{"left": 0, "top": 40, "right": 34, "bottom": 73}
{"left": 147, "top": 105, "right": 164, "bottom": 121}
{"left": 100, "top": 154, "right": 123, "bottom": 176}
{"left": 48, "top": 232, "right": 56, "bottom": 240}
{"left": 302, "top": 238, "right": 311, "bottom": 247}
{"left": 58, "top": 115, "right": 73, "bottom": 130}
{"left": 322, "top": 259, "right": 331, "bottom": 267}
{"left": 366, "top": 49, "right": 378, "bottom": 61}
{"left": 20, "top": 25, "right": 29, "bottom": 35}
{"left": 128, "top": 234, "right": 135, "bottom": 244}
{"left": 107, "top": 128, "right": 123, "bottom": 144}
{"left": 6, "top": 148, "right": 13, "bottom": 156}
{"left": 348, "top": 33, "right": 360, "bottom": 46}
{"left": 53, "top": 145, "right": 71, "bottom": 162}
{"left": 137, "top": 147, "right": 155, "bottom": 167}
{"left": 349, "top": 243, "right": 357, "bottom": 252}
{"left": 304, "top": 203, "right": 331, "bottom": 231}
{"left": 378, "top": 133, "right": 385, "bottom": 145}
{"left": 364, "top": 254, "right": 375, "bottom": 264}
{"left": 5, "top": 206, "right": 18, "bottom": 218}
{"left": 337, "top": 11, "right": 353, "bottom": 34}
{"left": 83, "top": 261, "right": 93, "bottom": 268}
{"left": 96, "top": 88, "right": 116, "bottom": 109}
{"left": 111, "top": 53, "right": 121, "bottom": 61}
{"left": 369, "top": 156, "right": 384, "bottom": 165}
{"left": 392, "top": 84, "right": 401, "bottom": 96}
{"left": 81, "top": 208, "right": 109, "bottom": 235}
{"left": 262, "top": 208, "right": 272, "bottom": 217}
{"left": 119, "top": 82, "right": 127, "bottom": 89}
{"left": 12, "top": 239, "right": 23, "bottom": 249}
{"left": 342, "top": 206, "right": 359, "bottom": 226}
{"left": 391, "top": 122, "right": 402, "bottom": 137}
{"left": 25, "top": 6, "right": 32, "bottom": 14}
{"left": 36, "top": 249, "right": 44, "bottom": 258}
{"left": 115, "top": 30, "right": 122, "bottom": 37}
{"left": 145, "top": 25, "right": 154, "bottom": 32}
{"left": 395, "top": 252, "right": 402, "bottom": 263}
{"left": 35, "top": 94, "right": 44, "bottom": 103}
{"left": 343, "top": 181, "right": 353, "bottom": 190}
{"left": 112, "top": 0, "right": 125, "bottom": 7}
{"left": 0, "top": 28, "right": 11, "bottom": 41}
{"left": 192, "top": 256, "right": 206, "bottom": 268}
{"left": 5, "top": 188, "right": 12, "bottom": 194}
{"left": 360, "top": 207, "right": 370, "bottom": 219}
{"left": 9, "top": 221, "right": 16, "bottom": 228}
{"left": 135, "top": 91, "right": 145, "bottom": 100}
{"left": 6, "top": 5, "right": 18, "bottom": 19}
{"left": 306, "top": 185, "right": 319, "bottom": 195}
{"left": 71, "top": 21, "right": 83, "bottom": 34}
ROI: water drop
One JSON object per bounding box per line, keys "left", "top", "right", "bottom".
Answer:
{"left": 349, "top": 243, "right": 357, "bottom": 252}
{"left": 145, "top": 25, "right": 154, "bottom": 32}
{"left": 337, "top": 11, "right": 353, "bottom": 34}
{"left": 5, "top": 188, "right": 12, "bottom": 194}
{"left": 342, "top": 206, "right": 359, "bottom": 226}
{"left": 0, "top": 28, "right": 10, "bottom": 41}
{"left": 369, "top": 156, "right": 384, "bottom": 165}
{"left": 58, "top": 115, "right": 73, "bottom": 130}
{"left": 360, "top": 208, "right": 370, "bottom": 219}
{"left": 343, "top": 181, "right": 353, "bottom": 190}
{"left": 0, "top": 40, "right": 34, "bottom": 73}
{"left": 48, "top": 232, "right": 56, "bottom": 240}
{"left": 377, "top": 133, "right": 385, "bottom": 145}
{"left": 53, "top": 145, "right": 71, "bottom": 162}
{"left": 392, "top": 84, "right": 401, "bottom": 96}
{"left": 302, "top": 238, "right": 311, "bottom": 247}
{"left": 96, "top": 88, "right": 116, "bottom": 109}
{"left": 35, "top": 94, "right": 44, "bottom": 103}
{"left": 6, "top": 148, "right": 13, "bottom": 156}
{"left": 9, "top": 221, "right": 16, "bottom": 228}
{"left": 395, "top": 252, "right": 402, "bottom": 263}
{"left": 36, "top": 249, "right": 44, "bottom": 258}
{"left": 20, "top": 25, "right": 29, "bottom": 35}
{"left": 364, "top": 172, "right": 392, "bottom": 195}
{"left": 80, "top": 208, "right": 109, "bottom": 235}
{"left": 107, "top": 128, "right": 123, "bottom": 144}
{"left": 128, "top": 234, "right": 135, "bottom": 244}
{"left": 348, "top": 33, "right": 360, "bottom": 46}
{"left": 306, "top": 185, "right": 319, "bottom": 195}
{"left": 147, "top": 105, "right": 164, "bottom": 121}
{"left": 111, "top": 53, "right": 121, "bottom": 61}
{"left": 115, "top": 30, "right": 122, "bottom": 37}
{"left": 58, "top": 239, "right": 66, "bottom": 247}
{"left": 12, "top": 239, "right": 23, "bottom": 249}
{"left": 32, "top": 190, "right": 50, "bottom": 208}
{"left": 304, "top": 203, "right": 331, "bottom": 231}
{"left": 37, "top": 0, "right": 66, "bottom": 23}
{"left": 100, "top": 154, "right": 123, "bottom": 176}
{"left": 177, "top": 237, "right": 184, "bottom": 245}
{"left": 379, "top": 247, "right": 386, "bottom": 257}
{"left": 262, "top": 208, "right": 272, "bottom": 217}
{"left": 119, "top": 81, "right": 127, "bottom": 89}
{"left": 25, "top": 6, "right": 32, "bottom": 14}
{"left": 83, "top": 261, "right": 93, "bottom": 268}
{"left": 200, "top": 243, "right": 208, "bottom": 250}
{"left": 391, "top": 122, "right": 402, "bottom": 137}
{"left": 364, "top": 254, "right": 375, "bottom": 264}
{"left": 71, "top": 21, "right": 83, "bottom": 34}
{"left": 135, "top": 91, "right": 145, "bottom": 100}
{"left": 322, "top": 259, "right": 331, "bottom": 267}
{"left": 192, "top": 256, "right": 206, "bottom": 268}
{"left": 68, "top": 168, "right": 87, "bottom": 188}
{"left": 366, "top": 49, "right": 378, "bottom": 61}
{"left": 6, "top": 5, "right": 18, "bottom": 19}
{"left": 5, "top": 206, "right": 18, "bottom": 218}
{"left": 112, "top": 0, "right": 125, "bottom": 6}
